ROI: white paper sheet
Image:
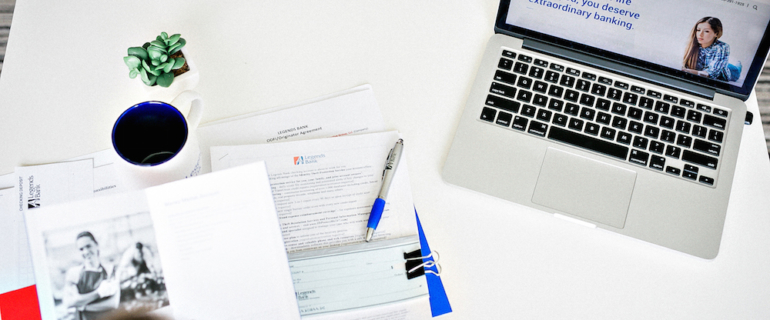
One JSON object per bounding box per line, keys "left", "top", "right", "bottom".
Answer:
{"left": 306, "top": 296, "right": 432, "bottom": 320}
{"left": 146, "top": 162, "right": 299, "bottom": 320}
{"left": 69, "top": 149, "right": 124, "bottom": 197}
{"left": 198, "top": 84, "right": 386, "bottom": 174}
{"left": 0, "top": 187, "right": 27, "bottom": 294}
{"left": 0, "top": 160, "right": 94, "bottom": 295}
{"left": 26, "top": 162, "right": 299, "bottom": 320}
{"left": 15, "top": 160, "right": 95, "bottom": 211}
{"left": 288, "top": 236, "right": 428, "bottom": 317}
{"left": 211, "top": 131, "right": 417, "bottom": 253}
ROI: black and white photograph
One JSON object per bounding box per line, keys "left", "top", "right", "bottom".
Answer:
{"left": 42, "top": 211, "right": 169, "bottom": 320}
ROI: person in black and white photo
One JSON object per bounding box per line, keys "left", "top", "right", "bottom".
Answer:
{"left": 46, "top": 212, "right": 169, "bottom": 320}
{"left": 62, "top": 231, "right": 120, "bottom": 320}
{"left": 118, "top": 242, "right": 163, "bottom": 305}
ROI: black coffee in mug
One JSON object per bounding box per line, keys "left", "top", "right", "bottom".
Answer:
{"left": 112, "top": 101, "right": 189, "bottom": 166}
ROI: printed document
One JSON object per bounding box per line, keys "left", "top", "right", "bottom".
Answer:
{"left": 307, "top": 296, "right": 432, "bottom": 320}
{"left": 198, "top": 84, "right": 386, "bottom": 174}
{"left": 0, "top": 160, "right": 94, "bottom": 295}
{"left": 211, "top": 132, "right": 431, "bottom": 318}
{"left": 14, "top": 160, "right": 95, "bottom": 212}
{"left": 0, "top": 188, "right": 28, "bottom": 295}
{"left": 69, "top": 149, "right": 124, "bottom": 197}
{"left": 25, "top": 162, "right": 300, "bottom": 320}
{"left": 288, "top": 236, "right": 429, "bottom": 318}
{"left": 211, "top": 131, "right": 417, "bottom": 252}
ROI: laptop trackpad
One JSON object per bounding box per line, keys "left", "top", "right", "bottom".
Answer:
{"left": 532, "top": 148, "right": 636, "bottom": 229}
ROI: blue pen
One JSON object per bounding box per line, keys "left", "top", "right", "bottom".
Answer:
{"left": 365, "top": 139, "right": 404, "bottom": 242}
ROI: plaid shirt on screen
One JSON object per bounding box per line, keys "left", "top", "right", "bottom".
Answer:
{"left": 697, "top": 40, "right": 730, "bottom": 80}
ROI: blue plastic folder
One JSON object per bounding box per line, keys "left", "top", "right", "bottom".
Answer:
{"left": 415, "top": 210, "right": 452, "bottom": 317}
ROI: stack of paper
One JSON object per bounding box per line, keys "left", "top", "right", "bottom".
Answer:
{"left": 0, "top": 160, "right": 95, "bottom": 297}
{"left": 0, "top": 85, "right": 451, "bottom": 319}
{"left": 211, "top": 131, "right": 445, "bottom": 318}
{"left": 205, "top": 85, "right": 451, "bottom": 318}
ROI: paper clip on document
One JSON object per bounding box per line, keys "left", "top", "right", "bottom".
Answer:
{"left": 404, "top": 249, "right": 442, "bottom": 280}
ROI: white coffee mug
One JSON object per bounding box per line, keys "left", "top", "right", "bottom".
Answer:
{"left": 111, "top": 91, "right": 204, "bottom": 189}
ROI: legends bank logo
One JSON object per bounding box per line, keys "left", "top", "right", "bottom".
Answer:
{"left": 293, "top": 154, "right": 326, "bottom": 165}
{"left": 27, "top": 175, "right": 40, "bottom": 209}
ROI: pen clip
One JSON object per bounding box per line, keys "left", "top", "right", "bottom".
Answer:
{"left": 381, "top": 147, "right": 395, "bottom": 180}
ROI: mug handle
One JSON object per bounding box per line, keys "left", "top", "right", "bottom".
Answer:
{"left": 170, "top": 91, "right": 204, "bottom": 130}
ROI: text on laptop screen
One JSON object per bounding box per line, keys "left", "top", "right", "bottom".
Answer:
{"left": 505, "top": 0, "right": 770, "bottom": 88}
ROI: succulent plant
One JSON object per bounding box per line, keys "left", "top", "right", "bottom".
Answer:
{"left": 123, "top": 32, "right": 187, "bottom": 87}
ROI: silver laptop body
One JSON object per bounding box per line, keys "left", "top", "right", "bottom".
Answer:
{"left": 443, "top": 1, "right": 769, "bottom": 258}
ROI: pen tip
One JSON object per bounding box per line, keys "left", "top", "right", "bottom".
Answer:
{"left": 365, "top": 228, "right": 374, "bottom": 242}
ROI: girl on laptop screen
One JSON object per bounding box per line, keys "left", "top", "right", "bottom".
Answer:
{"left": 682, "top": 16, "right": 742, "bottom": 82}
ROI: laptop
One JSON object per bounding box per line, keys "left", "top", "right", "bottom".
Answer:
{"left": 443, "top": 0, "right": 770, "bottom": 258}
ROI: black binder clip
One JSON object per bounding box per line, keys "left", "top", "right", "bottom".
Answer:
{"left": 404, "top": 249, "right": 441, "bottom": 280}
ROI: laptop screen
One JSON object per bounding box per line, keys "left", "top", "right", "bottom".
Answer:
{"left": 497, "top": 0, "right": 770, "bottom": 97}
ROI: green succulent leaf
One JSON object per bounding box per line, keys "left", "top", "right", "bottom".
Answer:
{"left": 142, "top": 59, "right": 152, "bottom": 71}
{"left": 146, "top": 60, "right": 161, "bottom": 75}
{"left": 151, "top": 59, "right": 160, "bottom": 66}
{"left": 167, "top": 34, "right": 181, "bottom": 46}
{"left": 129, "top": 68, "right": 139, "bottom": 79}
{"left": 154, "top": 63, "right": 166, "bottom": 71}
{"left": 172, "top": 57, "right": 185, "bottom": 69}
{"left": 161, "top": 32, "right": 168, "bottom": 40}
{"left": 160, "top": 54, "right": 168, "bottom": 63}
{"left": 163, "top": 61, "right": 174, "bottom": 73}
{"left": 168, "top": 43, "right": 181, "bottom": 54}
{"left": 170, "top": 39, "right": 186, "bottom": 54}
{"left": 147, "top": 49, "right": 160, "bottom": 60}
{"left": 150, "top": 40, "right": 165, "bottom": 48}
{"left": 142, "top": 42, "right": 151, "bottom": 49}
{"left": 140, "top": 69, "right": 157, "bottom": 86}
{"left": 123, "top": 56, "right": 141, "bottom": 69}
{"left": 156, "top": 72, "right": 174, "bottom": 88}
{"left": 149, "top": 46, "right": 167, "bottom": 54}
{"left": 127, "top": 47, "right": 148, "bottom": 60}
{"left": 156, "top": 36, "right": 164, "bottom": 43}
{"left": 147, "top": 66, "right": 161, "bottom": 76}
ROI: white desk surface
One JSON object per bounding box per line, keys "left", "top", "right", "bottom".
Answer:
{"left": 2, "top": 1, "right": 770, "bottom": 319}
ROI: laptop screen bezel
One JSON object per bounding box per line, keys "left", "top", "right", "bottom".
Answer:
{"left": 495, "top": 0, "right": 770, "bottom": 99}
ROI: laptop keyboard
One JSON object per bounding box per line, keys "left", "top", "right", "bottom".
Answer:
{"left": 480, "top": 48, "right": 730, "bottom": 188}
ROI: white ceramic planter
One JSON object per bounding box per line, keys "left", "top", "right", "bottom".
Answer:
{"left": 141, "top": 47, "right": 200, "bottom": 103}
